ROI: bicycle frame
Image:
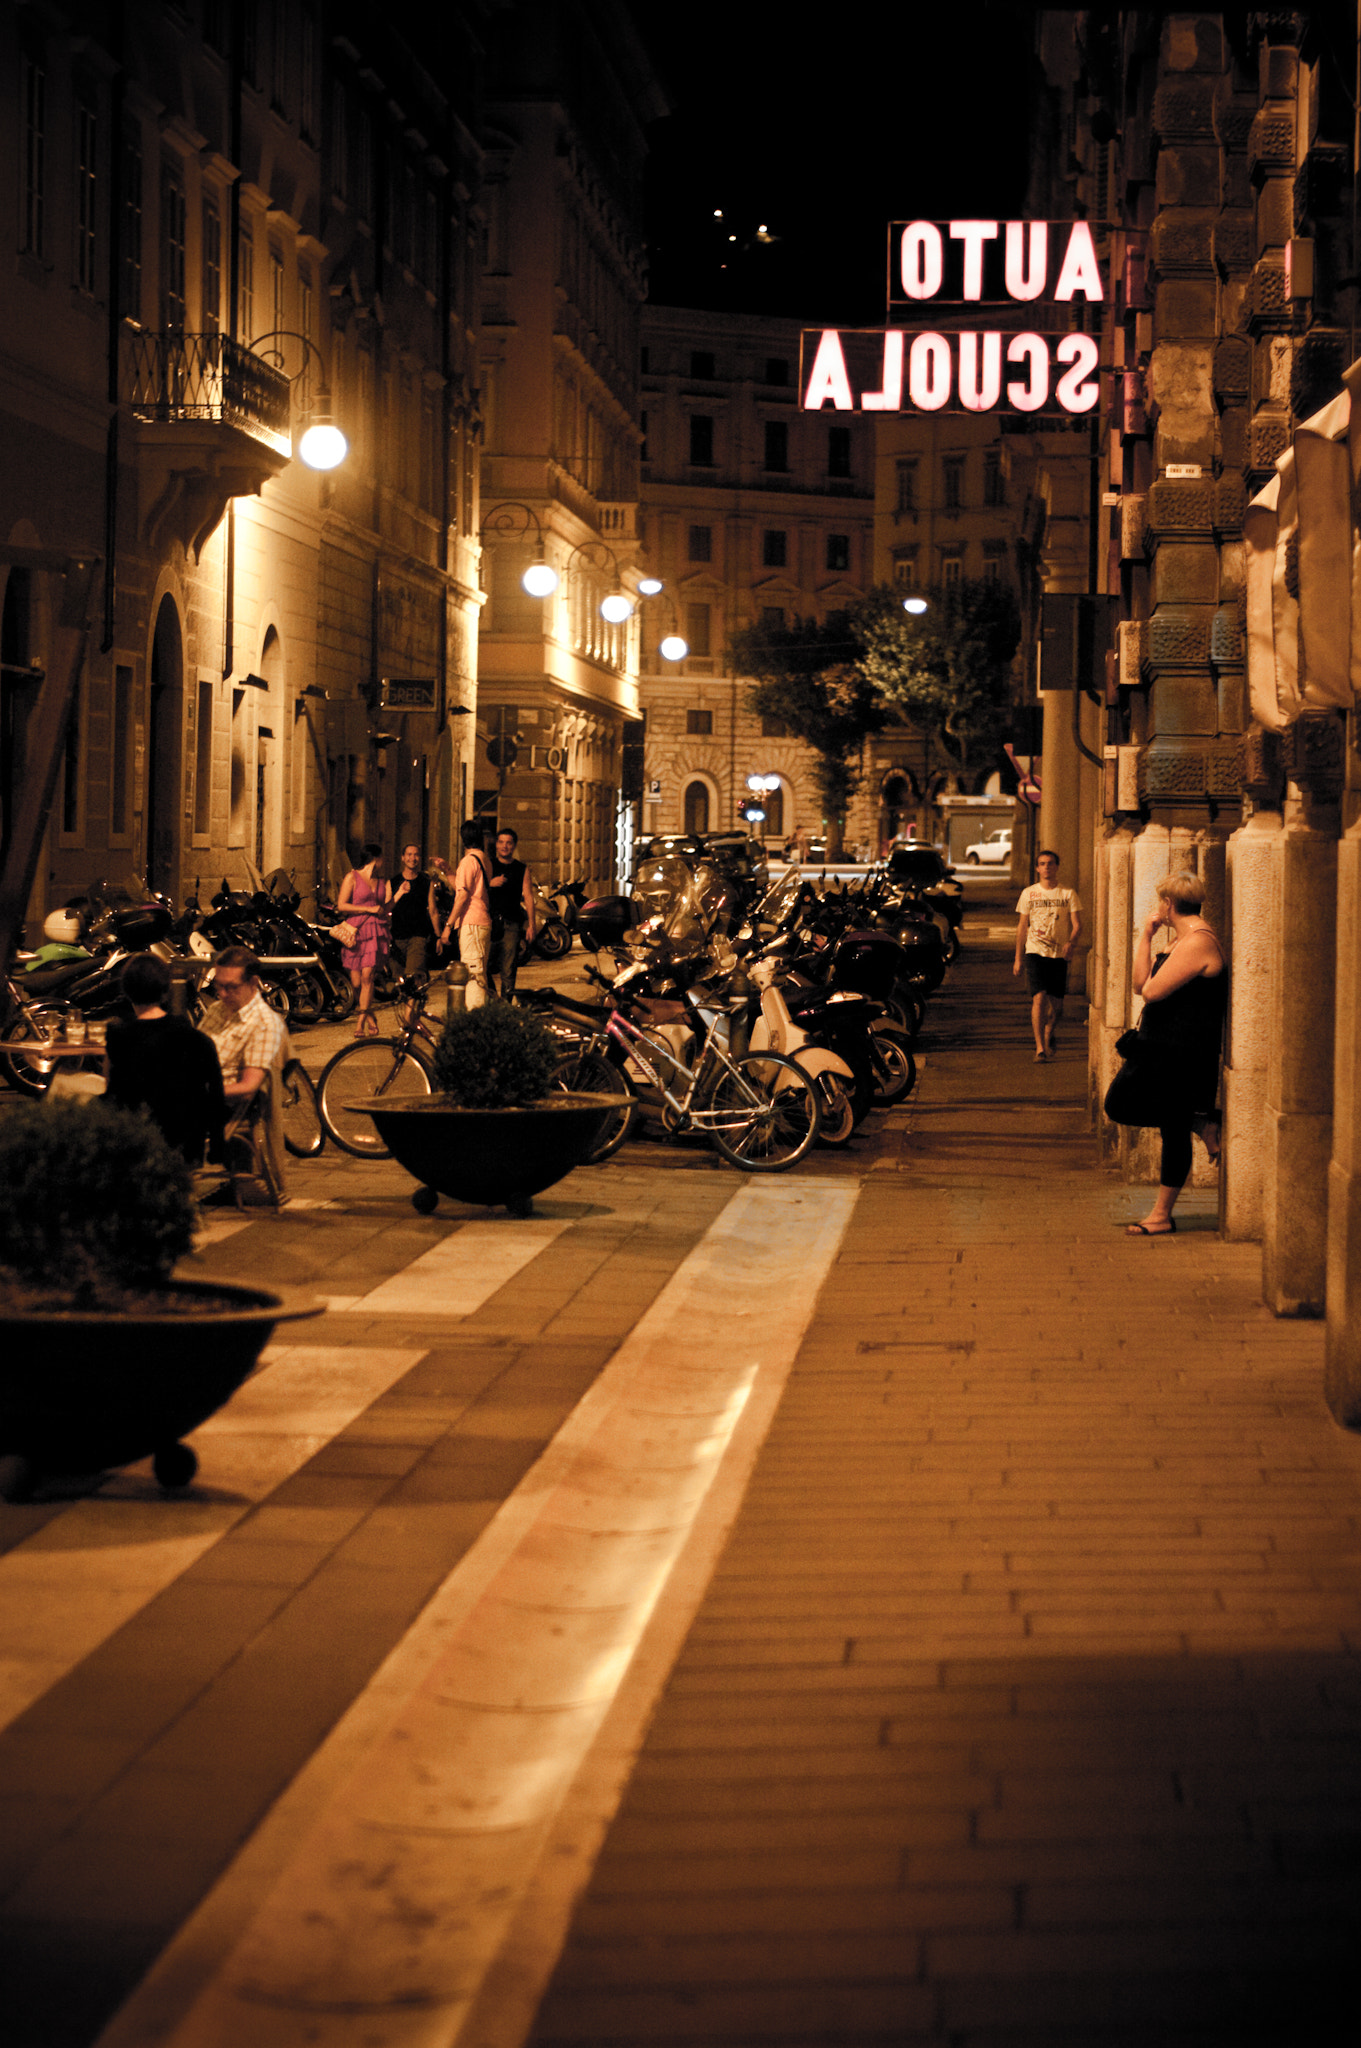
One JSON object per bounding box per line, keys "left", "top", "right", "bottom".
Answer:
{"left": 602, "top": 996, "right": 766, "bottom": 1134}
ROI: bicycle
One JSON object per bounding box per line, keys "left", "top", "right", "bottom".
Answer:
{"left": 280, "top": 1056, "right": 325, "bottom": 1157}
{"left": 315, "top": 977, "right": 440, "bottom": 1157}
{"left": 550, "top": 970, "right": 821, "bottom": 1172}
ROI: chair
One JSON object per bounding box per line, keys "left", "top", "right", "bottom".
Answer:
{"left": 220, "top": 1067, "right": 286, "bottom": 1208}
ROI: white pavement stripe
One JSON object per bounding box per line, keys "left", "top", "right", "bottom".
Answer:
{"left": 0, "top": 1344, "right": 425, "bottom": 1736}
{"left": 334, "top": 1217, "right": 572, "bottom": 1316}
{"left": 107, "top": 1175, "right": 859, "bottom": 2048}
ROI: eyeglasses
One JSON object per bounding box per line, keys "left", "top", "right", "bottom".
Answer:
{"left": 212, "top": 977, "right": 249, "bottom": 996}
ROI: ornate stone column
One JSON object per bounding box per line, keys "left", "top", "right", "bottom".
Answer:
{"left": 1262, "top": 710, "right": 1342, "bottom": 1314}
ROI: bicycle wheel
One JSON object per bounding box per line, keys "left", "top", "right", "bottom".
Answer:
{"left": 0, "top": 1008, "right": 66, "bottom": 1096}
{"left": 869, "top": 1023, "right": 917, "bottom": 1105}
{"left": 316, "top": 1038, "right": 433, "bottom": 1157}
{"left": 280, "top": 1057, "right": 325, "bottom": 1157}
{"left": 550, "top": 1048, "right": 635, "bottom": 1163}
{"left": 706, "top": 1051, "right": 820, "bottom": 1172}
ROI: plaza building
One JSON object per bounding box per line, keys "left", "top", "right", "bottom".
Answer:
{"left": 473, "top": 2, "right": 666, "bottom": 891}
{"left": 0, "top": 0, "right": 485, "bottom": 930}
{"left": 637, "top": 305, "right": 876, "bottom": 853}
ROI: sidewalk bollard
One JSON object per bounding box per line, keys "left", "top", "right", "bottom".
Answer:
{"left": 445, "top": 962, "right": 470, "bottom": 1015}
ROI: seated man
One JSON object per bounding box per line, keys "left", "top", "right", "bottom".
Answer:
{"left": 105, "top": 953, "right": 226, "bottom": 1164}
{"left": 200, "top": 945, "right": 290, "bottom": 1193}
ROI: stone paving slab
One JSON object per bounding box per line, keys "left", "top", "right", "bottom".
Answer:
{"left": 526, "top": 933, "right": 1361, "bottom": 2048}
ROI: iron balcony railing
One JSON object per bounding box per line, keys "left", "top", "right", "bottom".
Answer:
{"left": 122, "top": 332, "right": 292, "bottom": 455}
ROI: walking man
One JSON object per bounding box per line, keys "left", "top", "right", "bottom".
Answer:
{"left": 488, "top": 826, "right": 537, "bottom": 1000}
{"left": 440, "top": 820, "right": 493, "bottom": 1009}
{"left": 390, "top": 842, "right": 437, "bottom": 978}
{"left": 1013, "top": 848, "right": 1082, "bottom": 1062}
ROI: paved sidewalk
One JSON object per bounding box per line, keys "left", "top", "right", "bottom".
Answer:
{"left": 526, "top": 930, "right": 1361, "bottom": 2047}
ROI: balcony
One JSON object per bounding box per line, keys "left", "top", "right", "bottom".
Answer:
{"left": 121, "top": 331, "right": 293, "bottom": 558}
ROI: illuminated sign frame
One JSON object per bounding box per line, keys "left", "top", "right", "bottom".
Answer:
{"left": 801, "top": 218, "right": 1108, "bottom": 419}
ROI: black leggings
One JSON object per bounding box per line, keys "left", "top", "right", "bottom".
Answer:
{"left": 1159, "top": 1118, "right": 1193, "bottom": 1190}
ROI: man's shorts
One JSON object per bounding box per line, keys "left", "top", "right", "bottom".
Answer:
{"left": 1025, "top": 953, "right": 1068, "bottom": 998}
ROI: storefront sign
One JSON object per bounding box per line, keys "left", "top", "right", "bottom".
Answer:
{"left": 802, "top": 219, "right": 1107, "bottom": 417}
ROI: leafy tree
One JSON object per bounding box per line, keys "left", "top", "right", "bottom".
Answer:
{"left": 852, "top": 579, "right": 1022, "bottom": 790}
{"left": 729, "top": 612, "right": 888, "bottom": 847}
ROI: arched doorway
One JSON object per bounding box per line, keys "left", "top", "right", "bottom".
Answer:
{"left": 146, "top": 596, "right": 184, "bottom": 899}
{"left": 684, "top": 779, "right": 710, "bottom": 835}
{"left": 880, "top": 770, "right": 914, "bottom": 850}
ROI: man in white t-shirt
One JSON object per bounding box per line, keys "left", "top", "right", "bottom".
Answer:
{"left": 1013, "top": 848, "right": 1083, "bottom": 1062}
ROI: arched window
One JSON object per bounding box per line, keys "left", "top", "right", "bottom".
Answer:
{"left": 684, "top": 779, "right": 709, "bottom": 834}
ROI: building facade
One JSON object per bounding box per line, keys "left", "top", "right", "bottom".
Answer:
{"left": 473, "top": 1, "right": 665, "bottom": 891}
{"left": 638, "top": 306, "right": 877, "bottom": 851}
{"left": 0, "top": 0, "right": 484, "bottom": 933}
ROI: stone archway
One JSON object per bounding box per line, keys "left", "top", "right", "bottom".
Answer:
{"left": 146, "top": 595, "right": 184, "bottom": 899}
{"left": 684, "top": 778, "right": 710, "bottom": 834}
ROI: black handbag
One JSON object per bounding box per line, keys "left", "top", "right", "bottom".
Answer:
{"left": 1104, "top": 1029, "right": 1162, "bottom": 1128}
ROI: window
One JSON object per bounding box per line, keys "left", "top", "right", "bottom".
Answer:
{"left": 111, "top": 665, "right": 134, "bottom": 838}
{"left": 686, "top": 708, "right": 713, "bottom": 735}
{"left": 760, "top": 606, "right": 784, "bottom": 631}
{"left": 229, "top": 686, "right": 248, "bottom": 845}
{"left": 684, "top": 603, "right": 712, "bottom": 658}
{"left": 203, "top": 200, "right": 221, "bottom": 332}
{"left": 20, "top": 54, "right": 46, "bottom": 259}
{"left": 943, "top": 456, "right": 965, "bottom": 511}
{"left": 74, "top": 103, "right": 97, "bottom": 292}
{"left": 331, "top": 80, "right": 348, "bottom": 199}
{"left": 194, "top": 678, "right": 214, "bottom": 836}
{"left": 161, "top": 167, "right": 186, "bottom": 328}
{"left": 640, "top": 408, "right": 648, "bottom": 461}
{"left": 299, "top": 6, "right": 317, "bottom": 141}
{"left": 893, "top": 553, "right": 917, "bottom": 588}
{"left": 764, "top": 357, "right": 788, "bottom": 386}
{"left": 354, "top": 105, "right": 373, "bottom": 220}
{"left": 982, "top": 548, "right": 1005, "bottom": 583}
{"left": 119, "top": 127, "right": 143, "bottom": 319}
{"left": 764, "top": 419, "right": 788, "bottom": 471}
{"left": 690, "top": 350, "right": 714, "bottom": 379}
{"left": 895, "top": 460, "right": 917, "bottom": 514}
{"left": 941, "top": 552, "right": 963, "bottom": 586}
{"left": 61, "top": 677, "right": 81, "bottom": 834}
{"left": 640, "top": 345, "right": 649, "bottom": 373}
{"left": 241, "top": 0, "right": 259, "bottom": 88}
{"left": 688, "top": 524, "right": 712, "bottom": 563}
{"left": 270, "top": 245, "right": 286, "bottom": 337}
{"left": 204, "top": 0, "right": 228, "bottom": 54}
{"left": 826, "top": 534, "right": 850, "bottom": 572}
{"left": 761, "top": 714, "right": 789, "bottom": 738}
{"left": 689, "top": 414, "right": 714, "bottom": 466}
{"left": 827, "top": 425, "right": 852, "bottom": 477}
{"left": 984, "top": 449, "right": 1005, "bottom": 507}
{"left": 763, "top": 530, "right": 787, "bottom": 569}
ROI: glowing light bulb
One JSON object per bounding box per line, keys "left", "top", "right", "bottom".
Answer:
{"left": 600, "top": 592, "right": 633, "bottom": 623}
{"left": 637, "top": 576, "right": 663, "bottom": 596}
{"left": 903, "top": 596, "right": 928, "bottom": 615}
{"left": 522, "top": 561, "right": 559, "bottom": 597}
{"left": 298, "top": 422, "right": 348, "bottom": 471}
{"left": 659, "top": 634, "right": 688, "bottom": 662}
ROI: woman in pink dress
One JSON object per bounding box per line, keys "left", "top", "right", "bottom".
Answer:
{"left": 337, "top": 842, "right": 392, "bottom": 1036}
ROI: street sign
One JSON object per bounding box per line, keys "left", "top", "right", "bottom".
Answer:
{"left": 487, "top": 736, "right": 519, "bottom": 769}
{"left": 381, "top": 678, "right": 437, "bottom": 709}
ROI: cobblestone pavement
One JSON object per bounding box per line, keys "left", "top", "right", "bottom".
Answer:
{"left": 1, "top": 901, "right": 1358, "bottom": 2048}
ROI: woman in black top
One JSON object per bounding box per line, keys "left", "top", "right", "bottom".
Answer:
{"left": 1125, "top": 871, "right": 1227, "bottom": 1237}
{"left": 105, "top": 955, "right": 227, "bottom": 1165}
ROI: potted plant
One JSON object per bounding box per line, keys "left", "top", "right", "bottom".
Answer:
{"left": 0, "top": 1099, "right": 317, "bottom": 1498}
{"left": 358, "top": 1001, "right": 616, "bottom": 1215}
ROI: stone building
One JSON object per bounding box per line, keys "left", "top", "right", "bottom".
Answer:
{"left": 638, "top": 305, "right": 876, "bottom": 852}
{"left": 0, "top": 0, "right": 485, "bottom": 929}
{"left": 473, "top": 2, "right": 665, "bottom": 891}
{"left": 1033, "top": 10, "right": 1361, "bottom": 1416}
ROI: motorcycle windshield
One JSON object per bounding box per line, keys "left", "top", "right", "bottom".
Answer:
{"left": 753, "top": 869, "right": 806, "bottom": 929}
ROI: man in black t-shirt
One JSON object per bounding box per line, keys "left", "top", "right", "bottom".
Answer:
{"left": 390, "top": 842, "right": 438, "bottom": 977}
{"left": 105, "top": 954, "right": 226, "bottom": 1164}
{"left": 488, "top": 827, "right": 537, "bottom": 999}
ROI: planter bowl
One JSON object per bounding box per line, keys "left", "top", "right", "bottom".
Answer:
{"left": 0, "top": 1279, "right": 320, "bottom": 1494}
{"left": 359, "top": 1094, "right": 617, "bottom": 1211}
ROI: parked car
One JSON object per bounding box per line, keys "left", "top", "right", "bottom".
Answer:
{"left": 962, "top": 828, "right": 1013, "bottom": 865}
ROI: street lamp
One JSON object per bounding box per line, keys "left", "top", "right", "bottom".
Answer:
{"left": 249, "top": 330, "right": 348, "bottom": 470}
{"left": 479, "top": 503, "right": 559, "bottom": 596}
{"left": 903, "top": 595, "right": 929, "bottom": 615}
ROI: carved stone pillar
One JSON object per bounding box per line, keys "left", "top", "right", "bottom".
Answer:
{"left": 1262, "top": 711, "right": 1342, "bottom": 1314}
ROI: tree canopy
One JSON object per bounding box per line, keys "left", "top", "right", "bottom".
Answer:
{"left": 728, "top": 612, "right": 888, "bottom": 835}
{"left": 852, "top": 579, "right": 1022, "bottom": 788}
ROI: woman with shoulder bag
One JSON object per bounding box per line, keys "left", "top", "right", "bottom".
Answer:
{"left": 1105, "top": 871, "right": 1227, "bottom": 1237}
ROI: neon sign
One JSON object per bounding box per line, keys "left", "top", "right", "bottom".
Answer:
{"left": 801, "top": 219, "right": 1106, "bottom": 417}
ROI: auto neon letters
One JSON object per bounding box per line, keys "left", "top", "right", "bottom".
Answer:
{"left": 802, "top": 219, "right": 1106, "bottom": 417}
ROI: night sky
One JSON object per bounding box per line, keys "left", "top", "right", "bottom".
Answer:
{"left": 634, "top": 4, "right": 1039, "bottom": 325}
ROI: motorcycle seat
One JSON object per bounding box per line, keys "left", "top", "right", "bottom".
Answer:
{"left": 17, "top": 961, "right": 93, "bottom": 997}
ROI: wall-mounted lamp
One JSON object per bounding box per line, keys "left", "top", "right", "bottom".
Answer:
{"left": 480, "top": 502, "right": 559, "bottom": 596}
{"left": 565, "top": 538, "right": 636, "bottom": 623}
{"left": 250, "top": 331, "right": 348, "bottom": 471}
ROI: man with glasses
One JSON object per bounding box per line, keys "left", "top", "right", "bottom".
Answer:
{"left": 201, "top": 946, "right": 290, "bottom": 1195}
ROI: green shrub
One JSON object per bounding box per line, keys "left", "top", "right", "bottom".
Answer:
{"left": 0, "top": 1100, "right": 197, "bottom": 1305}
{"left": 432, "top": 1001, "right": 558, "bottom": 1108}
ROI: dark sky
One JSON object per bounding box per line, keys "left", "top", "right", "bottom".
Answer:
{"left": 633, "top": 4, "right": 1040, "bottom": 325}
